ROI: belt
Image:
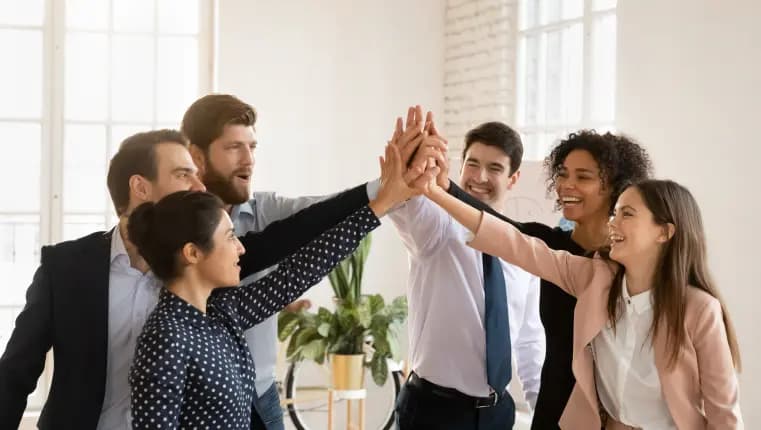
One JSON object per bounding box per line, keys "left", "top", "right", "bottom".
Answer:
{"left": 407, "top": 372, "right": 508, "bottom": 409}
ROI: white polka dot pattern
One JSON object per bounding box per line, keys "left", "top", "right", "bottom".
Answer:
{"left": 129, "top": 206, "right": 379, "bottom": 429}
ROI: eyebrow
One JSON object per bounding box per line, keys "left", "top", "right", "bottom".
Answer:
{"left": 229, "top": 140, "right": 257, "bottom": 148}
{"left": 618, "top": 205, "right": 637, "bottom": 212}
{"left": 465, "top": 157, "right": 505, "bottom": 170}
{"left": 172, "top": 167, "right": 196, "bottom": 175}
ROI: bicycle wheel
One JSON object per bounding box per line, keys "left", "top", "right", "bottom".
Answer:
{"left": 284, "top": 360, "right": 403, "bottom": 430}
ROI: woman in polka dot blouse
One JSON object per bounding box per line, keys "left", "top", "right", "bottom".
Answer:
{"left": 126, "top": 144, "right": 438, "bottom": 429}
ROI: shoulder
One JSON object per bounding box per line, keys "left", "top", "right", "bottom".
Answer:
{"left": 135, "top": 318, "right": 189, "bottom": 367}
{"left": 685, "top": 286, "right": 722, "bottom": 319}
{"left": 41, "top": 229, "right": 111, "bottom": 266}
{"left": 682, "top": 286, "right": 727, "bottom": 341}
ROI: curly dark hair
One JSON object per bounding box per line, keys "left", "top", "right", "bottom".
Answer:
{"left": 544, "top": 130, "right": 653, "bottom": 214}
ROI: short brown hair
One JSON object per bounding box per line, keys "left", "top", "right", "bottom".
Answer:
{"left": 107, "top": 129, "right": 188, "bottom": 216}
{"left": 463, "top": 122, "right": 524, "bottom": 175}
{"left": 181, "top": 94, "right": 257, "bottom": 152}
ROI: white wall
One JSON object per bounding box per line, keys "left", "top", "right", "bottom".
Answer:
{"left": 216, "top": 0, "right": 445, "bottom": 309}
{"left": 617, "top": 0, "right": 761, "bottom": 426}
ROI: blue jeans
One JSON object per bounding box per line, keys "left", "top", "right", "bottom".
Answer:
{"left": 251, "top": 383, "right": 285, "bottom": 430}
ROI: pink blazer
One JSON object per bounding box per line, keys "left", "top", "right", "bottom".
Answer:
{"left": 469, "top": 212, "right": 743, "bottom": 429}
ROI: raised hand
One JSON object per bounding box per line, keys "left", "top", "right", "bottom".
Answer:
{"left": 370, "top": 143, "right": 439, "bottom": 217}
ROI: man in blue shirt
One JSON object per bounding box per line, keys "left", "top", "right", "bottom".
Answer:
{"left": 182, "top": 94, "right": 369, "bottom": 429}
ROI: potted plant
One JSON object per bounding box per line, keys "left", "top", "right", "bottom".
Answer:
{"left": 277, "top": 234, "right": 407, "bottom": 387}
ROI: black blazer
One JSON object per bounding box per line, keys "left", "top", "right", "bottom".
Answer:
{"left": 0, "top": 183, "right": 370, "bottom": 430}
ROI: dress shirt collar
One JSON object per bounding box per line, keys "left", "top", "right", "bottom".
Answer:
{"left": 160, "top": 288, "right": 209, "bottom": 328}
{"left": 622, "top": 277, "right": 653, "bottom": 315}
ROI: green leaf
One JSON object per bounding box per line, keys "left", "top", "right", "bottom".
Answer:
{"left": 370, "top": 354, "right": 389, "bottom": 386}
{"left": 357, "top": 301, "right": 372, "bottom": 329}
{"left": 388, "top": 332, "right": 400, "bottom": 359}
{"left": 372, "top": 333, "right": 391, "bottom": 356}
{"left": 277, "top": 311, "right": 301, "bottom": 342}
{"left": 286, "top": 334, "right": 302, "bottom": 361}
{"left": 301, "top": 338, "right": 327, "bottom": 362}
{"left": 388, "top": 295, "right": 408, "bottom": 322}
{"left": 317, "top": 322, "right": 331, "bottom": 338}
{"left": 367, "top": 294, "right": 385, "bottom": 316}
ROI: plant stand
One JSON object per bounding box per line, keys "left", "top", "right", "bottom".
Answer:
{"left": 327, "top": 388, "right": 367, "bottom": 430}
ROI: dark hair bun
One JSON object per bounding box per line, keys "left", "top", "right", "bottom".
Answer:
{"left": 128, "top": 202, "right": 156, "bottom": 254}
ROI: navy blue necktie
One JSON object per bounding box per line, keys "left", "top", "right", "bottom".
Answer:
{"left": 483, "top": 253, "right": 511, "bottom": 392}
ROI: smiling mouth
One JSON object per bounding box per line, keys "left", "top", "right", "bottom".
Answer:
{"left": 609, "top": 233, "right": 625, "bottom": 246}
{"left": 467, "top": 184, "right": 491, "bottom": 195}
{"left": 559, "top": 196, "right": 582, "bottom": 206}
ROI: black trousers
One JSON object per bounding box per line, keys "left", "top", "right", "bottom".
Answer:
{"left": 395, "top": 376, "right": 516, "bottom": 430}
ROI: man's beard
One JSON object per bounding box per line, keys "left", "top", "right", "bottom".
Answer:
{"left": 202, "top": 163, "right": 250, "bottom": 205}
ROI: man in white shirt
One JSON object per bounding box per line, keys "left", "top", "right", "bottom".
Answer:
{"left": 390, "top": 120, "right": 545, "bottom": 430}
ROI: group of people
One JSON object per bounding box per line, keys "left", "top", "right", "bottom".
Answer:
{"left": 0, "top": 96, "right": 743, "bottom": 429}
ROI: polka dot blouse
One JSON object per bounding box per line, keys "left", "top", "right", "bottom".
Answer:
{"left": 129, "top": 206, "right": 379, "bottom": 429}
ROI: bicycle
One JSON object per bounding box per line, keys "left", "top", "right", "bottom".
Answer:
{"left": 279, "top": 356, "right": 406, "bottom": 430}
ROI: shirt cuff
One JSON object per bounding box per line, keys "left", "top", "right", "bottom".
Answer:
{"left": 366, "top": 178, "right": 381, "bottom": 200}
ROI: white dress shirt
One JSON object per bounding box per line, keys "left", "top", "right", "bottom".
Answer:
{"left": 592, "top": 280, "right": 677, "bottom": 429}
{"left": 96, "top": 226, "right": 161, "bottom": 430}
{"left": 389, "top": 196, "right": 544, "bottom": 406}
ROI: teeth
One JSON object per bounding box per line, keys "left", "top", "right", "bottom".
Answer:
{"left": 561, "top": 197, "right": 581, "bottom": 203}
{"left": 469, "top": 186, "right": 490, "bottom": 193}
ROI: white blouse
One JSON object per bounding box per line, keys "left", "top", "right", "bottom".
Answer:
{"left": 592, "top": 280, "right": 677, "bottom": 429}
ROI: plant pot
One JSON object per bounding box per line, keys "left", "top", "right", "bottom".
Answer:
{"left": 329, "top": 353, "right": 365, "bottom": 390}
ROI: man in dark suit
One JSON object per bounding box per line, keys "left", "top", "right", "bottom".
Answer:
{"left": 0, "top": 129, "right": 378, "bottom": 429}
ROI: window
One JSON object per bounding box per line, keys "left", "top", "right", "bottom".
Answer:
{"left": 516, "top": 0, "right": 617, "bottom": 160}
{"left": 0, "top": 0, "right": 212, "bottom": 410}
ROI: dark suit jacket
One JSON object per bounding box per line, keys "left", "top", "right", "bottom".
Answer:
{"left": 0, "top": 183, "right": 370, "bottom": 429}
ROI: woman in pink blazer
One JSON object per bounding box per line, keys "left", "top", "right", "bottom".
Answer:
{"left": 420, "top": 172, "right": 743, "bottom": 429}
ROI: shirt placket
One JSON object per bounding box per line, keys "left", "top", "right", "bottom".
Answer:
{"left": 619, "top": 298, "right": 635, "bottom": 423}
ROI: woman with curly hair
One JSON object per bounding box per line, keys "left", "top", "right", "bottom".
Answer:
{"left": 446, "top": 130, "right": 653, "bottom": 429}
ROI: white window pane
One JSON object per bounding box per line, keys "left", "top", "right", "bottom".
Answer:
{"left": 519, "top": 35, "right": 540, "bottom": 126}
{"left": 542, "top": 0, "right": 561, "bottom": 24}
{"left": 519, "top": 0, "right": 539, "bottom": 30}
{"left": 0, "top": 0, "right": 43, "bottom": 26}
{"left": 591, "top": 14, "right": 616, "bottom": 122}
{"left": 63, "top": 124, "right": 107, "bottom": 212}
{"left": 63, "top": 215, "right": 107, "bottom": 241}
{"left": 111, "top": 124, "right": 152, "bottom": 157}
{"left": 66, "top": 0, "right": 109, "bottom": 30}
{"left": 562, "top": 0, "right": 583, "bottom": 20}
{"left": 156, "top": 36, "right": 198, "bottom": 123}
{"left": 544, "top": 24, "right": 582, "bottom": 126}
{"left": 593, "top": 0, "right": 617, "bottom": 11}
{"left": 158, "top": 0, "right": 199, "bottom": 34}
{"left": 0, "top": 123, "right": 40, "bottom": 212}
{"left": 112, "top": 35, "right": 155, "bottom": 121}
{"left": 65, "top": 32, "right": 108, "bottom": 120}
{"left": 0, "top": 30, "right": 42, "bottom": 118}
{"left": 0, "top": 215, "right": 40, "bottom": 306}
{"left": 113, "top": 0, "right": 154, "bottom": 32}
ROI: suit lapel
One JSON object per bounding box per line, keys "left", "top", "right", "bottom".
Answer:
{"left": 77, "top": 229, "right": 113, "bottom": 405}
{"left": 572, "top": 285, "right": 611, "bottom": 419}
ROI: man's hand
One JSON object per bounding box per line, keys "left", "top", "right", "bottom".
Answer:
{"left": 425, "top": 116, "right": 452, "bottom": 191}
{"left": 370, "top": 144, "right": 439, "bottom": 217}
{"left": 283, "top": 299, "right": 312, "bottom": 313}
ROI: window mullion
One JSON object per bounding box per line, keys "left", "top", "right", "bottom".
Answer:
{"left": 46, "top": 0, "right": 65, "bottom": 245}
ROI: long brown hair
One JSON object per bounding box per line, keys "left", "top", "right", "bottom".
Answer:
{"left": 605, "top": 179, "right": 741, "bottom": 370}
